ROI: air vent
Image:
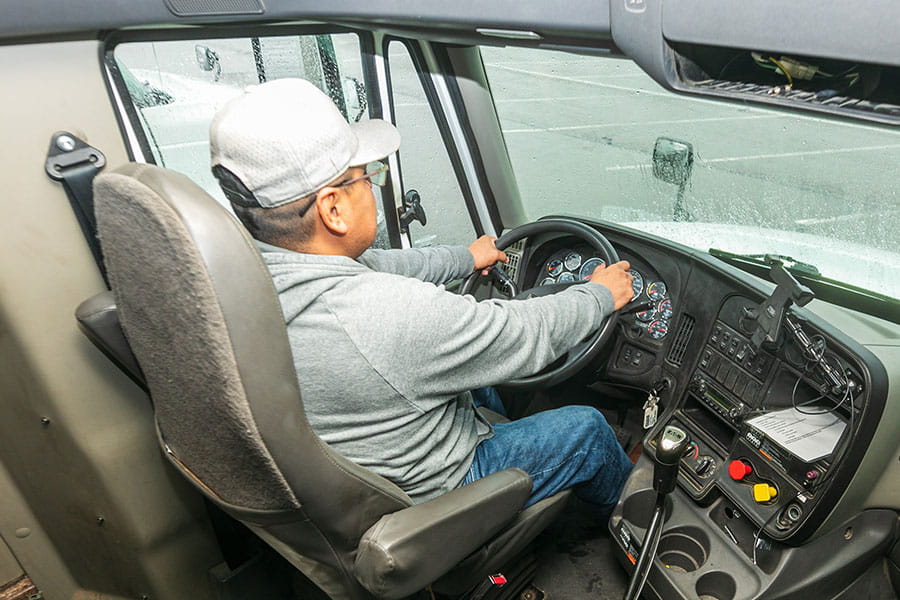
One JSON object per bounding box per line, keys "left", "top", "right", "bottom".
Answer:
{"left": 666, "top": 314, "right": 695, "bottom": 367}
{"left": 164, "top": 0, "right": 264, "bottom": 17}
{"left": 504, "top": 239, "right": 526, "bottom": 281}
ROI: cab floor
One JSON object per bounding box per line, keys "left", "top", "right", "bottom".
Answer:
{"left": 532, "top": 499, "right": 628, "bottom": 600}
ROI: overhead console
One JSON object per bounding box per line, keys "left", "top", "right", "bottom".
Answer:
{"left": 610, "top": 0, "right": 900, "bottom": 125}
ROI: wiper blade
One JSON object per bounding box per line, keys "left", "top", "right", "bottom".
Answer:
{"left": 708, "top": 248, "right": 900, "bottom": 325}
{"left": 710, "top": 250, "right": 821, "bottom": 277}
{"left": 746, "top": 253, "right": 820, "bottom": 277}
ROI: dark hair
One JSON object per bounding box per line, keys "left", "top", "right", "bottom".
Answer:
{"left": 212, "top": 165, "right": 315, "bottom": 246}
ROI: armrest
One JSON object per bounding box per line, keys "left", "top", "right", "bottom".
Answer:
{"left": 75, "top": 291, "right": 146, "bottom": 389}
{"left": 354, "top": 468, "right": 531, "bottom": 599}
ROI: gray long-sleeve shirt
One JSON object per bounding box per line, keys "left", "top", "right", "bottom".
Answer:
{"left": 259, "top": 242, "right": 615, "bottom": 502}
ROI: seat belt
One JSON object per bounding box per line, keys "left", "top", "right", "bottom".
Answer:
{"left": 45, "top": 131, "right": 109, "bottom": 286}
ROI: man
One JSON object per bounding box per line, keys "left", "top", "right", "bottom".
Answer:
{"left": 209, "top": 78, "right": 634, "bottom": 517}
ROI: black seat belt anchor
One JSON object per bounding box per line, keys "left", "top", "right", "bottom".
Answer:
{"left": 44, "top": 131, "right": 109, "bottom": 285}
{"left": 45, "top": 131, "right": 107, "bottom": 181}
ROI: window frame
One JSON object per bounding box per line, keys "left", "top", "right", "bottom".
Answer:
{"left": 102, "top": 24, "right": 407, "bottom": 247}
{"left": 384, "top": 37, "right": 505, "bottom": 241}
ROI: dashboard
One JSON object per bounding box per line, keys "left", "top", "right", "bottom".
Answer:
{"left": 507, "top": 216, "right": 898, "bottom": 599}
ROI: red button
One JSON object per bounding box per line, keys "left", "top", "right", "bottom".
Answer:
{"left": 728, "top": 460, "right": 753, "bottom": 481}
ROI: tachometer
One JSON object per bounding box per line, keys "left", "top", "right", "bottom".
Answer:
{"left": 647, "top": 281, "right": 667, "bottom": 301}
{"left": 564, "top": 251, "right": 582, "bottom": 271}
{"left": 558, "top": 272, "right": 576, "bottom": 283}
{"left": 630, "top": 269, "right": 644, "bottom": 299}
{"left": 648, "top": 320, "right": 669, "bottom": 340}
{"left": 579, "top": 257, "right": 606, "bottom": 280}
{"left": 658, "top": 297, "right": 674, "bottom": 319}
{"left": 547, "top": 259, "right": 564, "bottom": 277}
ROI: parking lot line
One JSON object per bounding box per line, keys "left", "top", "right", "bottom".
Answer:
{"left": 503, "top": 114, "right": 778, "bottom": 134}
{"left": 491, "top": 63, "right": 900, "bottom": 135}
{"left": 606, "top": 143, "right": 900, "bottom": 171}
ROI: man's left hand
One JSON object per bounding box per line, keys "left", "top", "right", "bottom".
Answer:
{"left": 468, "top": 235, "right": 508, "bottom": 274}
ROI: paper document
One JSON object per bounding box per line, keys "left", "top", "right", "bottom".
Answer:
{"left": 747, "top": 408, "right": 846, "bottom": 463}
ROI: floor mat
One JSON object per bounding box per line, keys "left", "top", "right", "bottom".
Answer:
{"left": 531, "top": 499, "right": 629, "bottom": 600}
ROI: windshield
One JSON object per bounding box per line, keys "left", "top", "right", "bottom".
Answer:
{"left": 482, "top": 46, "right": 900, "bottom": 301}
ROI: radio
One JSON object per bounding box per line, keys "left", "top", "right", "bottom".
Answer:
{"left": 689, "top": 374, "right": 748, "bottom": 427}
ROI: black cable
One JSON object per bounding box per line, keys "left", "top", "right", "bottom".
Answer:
{"left": 752, "top": 503, "right": 786, "bottom": 566}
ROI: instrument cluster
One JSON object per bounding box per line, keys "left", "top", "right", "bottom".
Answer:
{"left": 539, "top": 250, "right": 675, "bottom": 340}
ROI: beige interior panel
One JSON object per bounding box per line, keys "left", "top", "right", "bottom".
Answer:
{"left": 0, "top": 534, "right": 24, "bottom": 589}
{"left": 0, "top": 40, "right": 222, "bottom": 599}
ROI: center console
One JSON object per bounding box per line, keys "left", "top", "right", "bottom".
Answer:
{"left": 610, "top": 287, "right": 888, "bottom": 600}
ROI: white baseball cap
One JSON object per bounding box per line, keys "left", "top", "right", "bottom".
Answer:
{"left": 210, "top": 78, "right": 400, "bottom": 208}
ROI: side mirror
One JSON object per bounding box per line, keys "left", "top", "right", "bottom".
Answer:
{"left": 398, "top": 189, "right": 427, "bottom": 235}
{"left": 652, "top": 137, "right": 694, "bottom": 222}
{"left": 195, "top": 45, "right": 222, "bottom": 81}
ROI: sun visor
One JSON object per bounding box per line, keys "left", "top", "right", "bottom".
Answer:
{"left": 610, "top": 0, "right": 900, "bottom": 125}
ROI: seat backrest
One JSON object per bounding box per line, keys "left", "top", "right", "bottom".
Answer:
{"left": 94, "top": 163, "right": 411, "bottom": 599}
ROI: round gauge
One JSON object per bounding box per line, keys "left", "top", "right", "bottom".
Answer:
{"left": 564, "top": 252, "right": 582, "bottom": 271}
{"left": 647, "top": 281, "right": 667, "bottom": 301}
{"left": 630, "top": 269, "right": 644, "bottom": 299}
{"left": 635, "top": 309, "right": 656, "bottom": 323}
{"left": 658, "top": 297, "right": 674, "bottom": 319}
{"left": 579, "top": 257, "right": 606, "bottom": 280}
{"left": 648, "top": 320, "right": 669, "bottom": 340}
{"left": 558, "top": 272, "right": 576, "bottom": 283}
{"left": 547, "top": 259, "right": 564, "bottom": 277}
{"left": 540, "top": 277, "right": 556, "bottom": 286}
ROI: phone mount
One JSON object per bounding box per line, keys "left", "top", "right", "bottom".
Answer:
{"left": 742, "top": 257, "right": 814, "bottom": 351}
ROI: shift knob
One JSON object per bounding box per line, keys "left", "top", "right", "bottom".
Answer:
{"left": 653, "top": 425, "right": 690, "bottom": 494}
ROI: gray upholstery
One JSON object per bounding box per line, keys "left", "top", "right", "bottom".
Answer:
{"left": 91, "top": 163, "right": 571, "bottom": 599}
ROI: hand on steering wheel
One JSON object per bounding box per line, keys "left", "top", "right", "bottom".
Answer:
{"left": 459, "top": 218, "right": 622, "bottom": 389}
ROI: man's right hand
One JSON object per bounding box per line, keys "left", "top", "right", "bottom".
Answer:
{"left": 588, "top": 260, "right": 634, "bottom": 310}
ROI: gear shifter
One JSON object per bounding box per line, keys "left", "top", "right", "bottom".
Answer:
{"left": 624, "top": 425, "right": 691, "bottom": 600}
{"left": 653, "top": 425, "right": 689, "bottom": 494}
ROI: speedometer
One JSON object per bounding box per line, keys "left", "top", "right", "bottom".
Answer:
{"left": 564, "top": 252, "right": 582, "bottom": 271}
{"left": 579, "top": 257, "right": 606, "bottom": 280}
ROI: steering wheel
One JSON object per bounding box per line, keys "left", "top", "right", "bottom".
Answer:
{"left": 459, "top": 218, "right": 620, "bottom": 389}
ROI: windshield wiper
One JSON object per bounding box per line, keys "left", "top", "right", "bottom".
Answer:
{"left": 739, "top": 253, "right": 821, "bottom": 277}
{"left": 709, "top": 248, "right": 900, "bottom": 325}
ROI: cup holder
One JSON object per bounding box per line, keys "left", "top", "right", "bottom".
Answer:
{"left": 656, "top": 526, "right": 709, "bottom": 573}
{"left": 621, "top": 490, "right": 673, "bottom": 529}
{"left": 696, "top": 571, "right": 736, "bottom": 600}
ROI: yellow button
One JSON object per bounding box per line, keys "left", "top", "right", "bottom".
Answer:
{"left": 753, "top": 483, "right": 778, "bottom": 503}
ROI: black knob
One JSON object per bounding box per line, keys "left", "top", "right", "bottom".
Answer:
{"left": 690, "top": 375, "right": 708, "bottom": 395}
{"left": 653, "top": 425, "right": 691, "bottom": 494}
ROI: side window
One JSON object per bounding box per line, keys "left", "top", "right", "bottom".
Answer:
{"left": 112, "top": 33, "right": 391, "bottom": 249}
{"left": 388, "top": 41, "right": 476, "bottom": 248}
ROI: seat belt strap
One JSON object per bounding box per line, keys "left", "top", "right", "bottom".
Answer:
{"left": 45, "top": 131, "right": 109, "bottom": 286}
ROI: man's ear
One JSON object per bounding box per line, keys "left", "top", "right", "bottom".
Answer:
{"left": 315, "top": 187, "right": 349, "bottom": 235}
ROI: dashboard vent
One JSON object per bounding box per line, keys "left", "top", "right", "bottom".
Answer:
{"left": 504, "top": 239, "right": 526, "bottom": 281}
{"left": 666, "top": 314, "right": 695, "bottom": 367}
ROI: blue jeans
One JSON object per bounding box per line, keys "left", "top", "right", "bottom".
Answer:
{"left": 464, "top": 388, "right": 633, "bottom": 516}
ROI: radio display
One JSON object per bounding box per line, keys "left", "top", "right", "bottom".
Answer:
{"left": 683, "top": 394, "right": 736, "bottom": 450}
